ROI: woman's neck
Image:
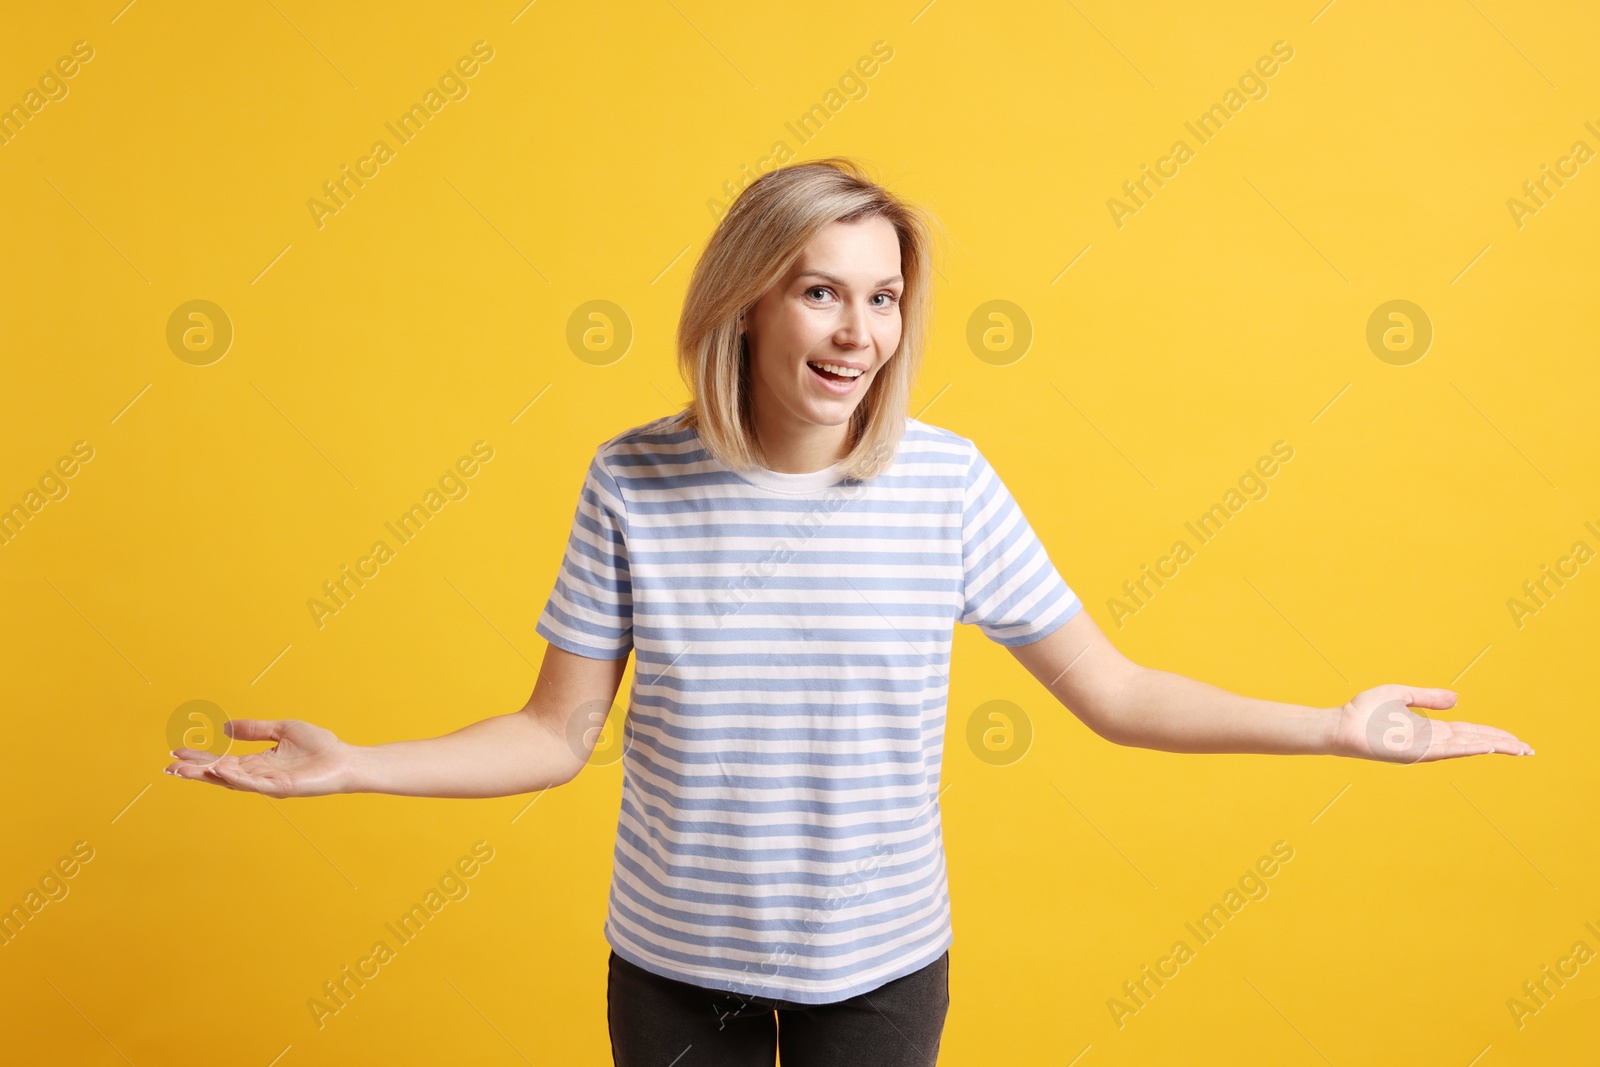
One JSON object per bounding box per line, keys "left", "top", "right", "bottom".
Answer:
{"left": 752, "top": 416, "right": 851, "bottom": 474}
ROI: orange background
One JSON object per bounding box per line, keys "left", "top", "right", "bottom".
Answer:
{"left": 1, "top": 1, "right": 1595, "bottom": 1062}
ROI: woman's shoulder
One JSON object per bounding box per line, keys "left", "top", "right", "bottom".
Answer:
{"left": 902, "top": 416, "right": 978, "bottom": 466}
{"left": 584, "top": 411, "right": 702, "bottom": 489}
{"left": 904, "top": 415, "right": 969, "bottom": 447}
{"left": 593, "top": 410, "right": 694, "bottom": 458}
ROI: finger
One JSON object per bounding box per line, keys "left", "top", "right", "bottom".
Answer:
{"left": 169, "top": 752, "right": 241, "bottom": 778}
{"left": 212, "top": 761, "right": 279, "bottom": 793}
{"left": 222, "top": 719, "right": 289, "bottom": 743}
{"left": 171, "top": 747, "right": 222, "bottom": 764}
{"left": 203, "top": 764, "right": 243, "bottom": 789}
{"left": 204, "top": 757, "right": 285, "bottom": 796}
{"left": 166, "top": 759, "right": 238, "bottom": 788}
{"left": 1416, "top": 740, "right": 1505, "bottom": 763}
{"left": 166, "top": 754, "right": 222, "bottom": 774}
{"left": 1444, "top": 722, "right": 1533, "bottom": 752}
{"left": 1400, "top": 686, "right": 1458, "bottom": 712}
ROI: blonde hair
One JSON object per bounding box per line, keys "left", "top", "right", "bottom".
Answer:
{"left": 675, "top": 157, "right": 940, "bottom": 482}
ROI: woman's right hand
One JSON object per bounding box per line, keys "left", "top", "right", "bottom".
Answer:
{"left": 166, "top": 718, "right": 358, "bottom": 798}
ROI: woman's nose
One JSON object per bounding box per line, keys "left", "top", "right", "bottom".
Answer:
{"left": 835, "top": 301, "right": 871, "bottom": 347}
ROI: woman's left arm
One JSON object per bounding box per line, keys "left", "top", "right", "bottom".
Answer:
{"left": 1006, "top": 609, "right": 1534, "bottom": 762}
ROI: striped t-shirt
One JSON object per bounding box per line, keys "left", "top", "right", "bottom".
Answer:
{"left": 535, "top": 410, "right": 1082, "bottom": 1004}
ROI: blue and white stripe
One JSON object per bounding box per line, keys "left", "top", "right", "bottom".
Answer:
{"left": 536, "top": 410, "right": 1081, "bottom": 1003}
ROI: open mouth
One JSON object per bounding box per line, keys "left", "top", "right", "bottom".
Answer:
{"left": 807, "top": 361, "right": 865, "bottom": 386}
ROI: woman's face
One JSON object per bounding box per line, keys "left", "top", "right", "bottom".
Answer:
{"left": 742, "top": 215, "right": 905, "bottom": 441}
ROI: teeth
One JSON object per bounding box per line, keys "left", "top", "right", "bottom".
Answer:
{"left": 810, "top": 362, "right": 864, "bottom": 378}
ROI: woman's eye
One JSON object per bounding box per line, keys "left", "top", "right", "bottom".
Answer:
{"left": 804, "top": 286, "right": 898, "bottom": 307}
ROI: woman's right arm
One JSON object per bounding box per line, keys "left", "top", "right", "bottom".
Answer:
{"left": 165, "top": 643, "right": 631, "bottom": 799}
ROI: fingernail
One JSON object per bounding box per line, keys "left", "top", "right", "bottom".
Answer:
{"left": 168, "top": 750, "right": 177, "bottom": 758}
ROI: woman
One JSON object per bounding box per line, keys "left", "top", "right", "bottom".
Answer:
{"left": 165, "top": 157, "right": 1532, "bottom": 1066}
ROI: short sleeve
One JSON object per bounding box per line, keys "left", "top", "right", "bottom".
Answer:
{"left": 959, "top": 442, "right": 1082, "bottom": 646}
{"left": 535, "top": 449, "right": 634, "bottom": 659}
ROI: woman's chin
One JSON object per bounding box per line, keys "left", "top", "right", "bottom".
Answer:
{"left": 794, "top": 397, "right": 862, "bottom": 425}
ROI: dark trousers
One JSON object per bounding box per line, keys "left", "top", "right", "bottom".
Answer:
{"left": 607, "top": 949, "right": 950, "bottom": 1067}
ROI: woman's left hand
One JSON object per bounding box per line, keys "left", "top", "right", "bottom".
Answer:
{"left": 1331, "top": 685, "right": 1534, "bottom": 762}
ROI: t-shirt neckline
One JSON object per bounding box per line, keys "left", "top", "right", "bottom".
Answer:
{"left": 733, "top": 460, "right": 851, "bottom": 494}
{"left": 680, "top": 414, "right": 853, "bottom": 495}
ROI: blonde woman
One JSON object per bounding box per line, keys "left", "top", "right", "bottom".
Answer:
{"left": 166, "top": 157, "right": 1532, "bottom": 1066}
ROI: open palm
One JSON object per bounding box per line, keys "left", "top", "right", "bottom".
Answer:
{"left": 1332, "top": 685, "right": 1533, "bottom": 763}
{"left": 166, "top": 718, "right": 353, "bottom": 797}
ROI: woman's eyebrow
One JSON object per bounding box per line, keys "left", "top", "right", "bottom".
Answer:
{"left": 796, "top": 269, "right": 904, "bottom": 287}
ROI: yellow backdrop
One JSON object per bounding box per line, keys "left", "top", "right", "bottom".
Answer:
{"left": 2, "top": 1, "right": 1595, "bottom": 1063}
